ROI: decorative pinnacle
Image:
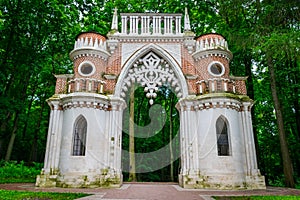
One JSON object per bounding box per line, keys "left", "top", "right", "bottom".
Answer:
{"left": 111, "top": 7, "right": 118, "bottom": 31}
{"left": 184, "top": 7, "right": 191, "bottom": 31}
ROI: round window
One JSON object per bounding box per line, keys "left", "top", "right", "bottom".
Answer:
{"left": 78, "top": 61, "right": 95, "bottom": 76}
{"left": 208, "top": 61, "right": 225, "bottom": 76}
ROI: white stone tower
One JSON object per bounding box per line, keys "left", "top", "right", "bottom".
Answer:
{"left": 36, "top": 9, "right": 266, "bottom": 189}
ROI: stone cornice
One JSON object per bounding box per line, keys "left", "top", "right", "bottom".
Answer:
{"left": 108, "top": 34, "right": 185, "bottom": 43}
{"left": 194, "top": 93, "right": 253, "bottom": 103}
{"left": 69, "top": 48, "right": 111, "bottom": 61}
{"left": 46, "top": 93, "right": 129, "bottom": 111}
{"left": 177, "top": 93, "right": 253, "bottom": 111}
{"left": 192, "top": 49, "right": 233, "bottom": 61}
{"left": 48, "top": 93, "right": 110, "bottom": 111}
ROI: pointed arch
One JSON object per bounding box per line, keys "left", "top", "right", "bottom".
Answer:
{"left": 72, "top": 115, "right": 87, "bottom": 156}
{"left": 216, "top": 115, "right": 230, "bottom": 156}
{"left": 114, "top": 43, "right": 188, "bottom": 102}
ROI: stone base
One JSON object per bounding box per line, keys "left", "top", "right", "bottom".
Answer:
{"left": 36, "top": 170, "right": 122, "bottom": 188}
{"left": 179, "top": 173, "right": 266, "bottom": 190}
{"left": 36, "top": 174, "right": 58, "bottom": 187}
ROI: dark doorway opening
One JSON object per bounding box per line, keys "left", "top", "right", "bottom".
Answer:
{"left": 122, "top": 85, "right": 180, "bottom": 182}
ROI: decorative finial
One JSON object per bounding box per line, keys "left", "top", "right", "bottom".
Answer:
{"left": 184, "top": 7, "right": 191, "bottom": 31}
{"left": 111, "top": 7, "right": 118, "bottom": 31}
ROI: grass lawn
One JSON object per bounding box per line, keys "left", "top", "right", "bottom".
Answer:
{"left": 214, "top": 196, "right": 300, "bottom": 200}
{"left": 0, "top": 190, "right": 90, "bottom": 200}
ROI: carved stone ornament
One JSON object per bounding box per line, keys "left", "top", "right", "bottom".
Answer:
{"left": 120, "top": 52, "right": 182, "bottom": 105}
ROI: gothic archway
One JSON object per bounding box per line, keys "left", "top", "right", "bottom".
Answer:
{"left": 114, "top": 43, "right": 188, "bottom": 102}
{"left": 114, "top": 44, "right": 188, "bottom": 182}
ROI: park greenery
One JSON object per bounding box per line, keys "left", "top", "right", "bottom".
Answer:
{"left": 0, "top": 190, "right": 89, "bottom": 200}
{"left": 0, "top": 0, "right": 299, "bottom": 189}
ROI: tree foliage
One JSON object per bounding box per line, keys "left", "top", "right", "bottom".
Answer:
{"left": 0, "top": 0, "right": 299, "bottom": 187}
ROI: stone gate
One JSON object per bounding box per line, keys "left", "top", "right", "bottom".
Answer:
{"left": 36, "top": 9, "right": 266, "bottom": 189}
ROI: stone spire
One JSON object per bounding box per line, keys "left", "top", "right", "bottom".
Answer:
{"left": 184, "top": 7, "right": 191, "bottom": 31}
{"left": 111, "top": 7, "right": 118, "bottom": 31}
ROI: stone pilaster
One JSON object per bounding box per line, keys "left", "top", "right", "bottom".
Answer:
{"left": 36, "top": 98, "right": 63, "bottom": 187}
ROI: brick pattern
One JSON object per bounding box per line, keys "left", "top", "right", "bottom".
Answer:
{"left": 235, "top": 80, "right": 247, "bottom": 95}
{"left": 194, "top": 56, "right": 230, "bottom": 80}
{"left": 76, "top": 32, "right": 106, "bottom": 43}
{"left": 196, "top": 33, "right": 224, "bottom": 42}
{"left": 54, "top": 32, "right": 248, "bottom": 97}
{"left": 181, "top": 44, "right": 198, "bottom": 93}
{"left": 74, "top": 56, "right": 106, "bottom": 79}
{"left": 55, "top": 77, "right": 67, "bottom": 94}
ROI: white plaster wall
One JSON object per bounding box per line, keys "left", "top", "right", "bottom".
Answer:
{"left": 58, "top": 107, "right": 109, "bottom": 175}
{"left": 121, "top": 43, "right": 144, "bottom": 66}
{"left": 159, "top": 44, "right": 181, "bottom": 65}
{"left": 121, "top": 43, "right": 181, "bottom": 66}
{"left": 195, "top": 108, "right": 247, "bottom": 177}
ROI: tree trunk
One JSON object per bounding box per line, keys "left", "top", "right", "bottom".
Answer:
{"left": 267, "top": 56, "right": 295, "bottom": 188}
{"left": 129, "top": 85, "right": 137, "bottom": 182}
{"left": 244, "top": 52, "right": 261, "bottom": 168}
{"left": 169, "top": 94, "right": 174, "bottom": 182}
{"left": 5, "top": 112, "right": 19, "bottom": 161}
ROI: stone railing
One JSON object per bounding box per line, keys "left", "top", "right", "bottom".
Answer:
{"left": 195, "top": 37, "right": 228, "bottom": 51}
{"left": 196, "top": 78, "right": 236, "bottom": 94}
{"left": 67, "top": 78, "right": 105, "bottom": 94}
{"left": 120, "top": 13, "right": 182, "bottom": 35}
{"left": 74, "top": 37, "right": 107, "bottom": 51}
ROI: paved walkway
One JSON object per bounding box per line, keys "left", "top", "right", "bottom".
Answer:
{"left": 0, "top": 182, "right": 300, "bottom": 200}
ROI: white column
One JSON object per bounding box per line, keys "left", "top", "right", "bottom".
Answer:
{"left": 135, "top": 16, "right": 139, "bottom": 34}
{"left": 88, "top": 80, "right": 92, "bottom": 92}
{"left": 111, "top": 104, "right": 117, "bottom": 171}
{"left": 132, "top": 16, "right": 135, "bottom": 34}
{"left": 243, "top": 102, "right": 259, "bottom": 175}
{"left": 184, "top": 103, "right": 190, "bottom": 173}
{"left": 116, "top": 108, "right": 123, "bottom": 172}
{"left": 54, "top": 105, "right": 63, "bottom": 170}
{"left": 224, "top": 81, "right": 228, "bottom": 92}
{"left": 165, "top": 16, "right": 169, "bottom": 34}
{"left": 43, "top": 105, "right": 54, "bottom": 171}
{"left": 199, "top": 83, "right": 203, "bottom": 94}
{"left": 163, "top": 16, "right": 167, "bottom": 34}
{"left": 186, "top": 102, "right": 195, "bottom": 173}
{"left": 107, "top": 107, "right": 114, "bottom": 170}
{"left": 76, "top": 80, "right": 80, "bottom": 92}
{"left": 192, "top": 106, "right": 199, "bottom": 172}
{"left": 129, "top": 16, "right": 133, "bottom": 34}
{"left": 211, "top": 80, "right": 215, "bottom": 92}
{"left": 158, "top": 16, "right": 162, "bottom": 34}
{"left": 169, "top": 16, "right": 173, "bottom": 34}
{"left": 179, "top": 104, "right": 187, "bottom": 174}
{"left": 121, "top": 16, "right": 127, "bottom": 34}
{"left": 141, "top": 16, "right": 145, "bottom": 34}
{"left": 146, "top": 16, "right": 150, "bottom": 34}
{"left": 104, "top": 109, "right": 111, "bottom": 169}
{"left": 100, "top": 83, "right": 103, "bottom": 93}
{"left": 152, "top": 16, "right": 156, "bottom": 34}
{"left": 47, "top": 101, "right": 62, "bottom": 174}
{"left": 175, "top": 16, "right": 181, "bottom": 34}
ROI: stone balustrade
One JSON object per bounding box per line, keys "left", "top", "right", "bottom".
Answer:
{"left": 196, "top": 78, "right": 235, "bottom": 94}
{"left": 120, "top": 13, "right": 182, "bottom": 35}
{"left": 67, "top": 78, "right": 105, "bottom": 94}
{"left": 74, "top": 36, "right": 107, "bottom": 51}
{"left": 195, "top": 37, "right": 228, "bottom": 51}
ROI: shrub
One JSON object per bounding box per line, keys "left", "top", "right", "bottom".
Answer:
{"left": 0, "top": 160, "right": 43, "bottom": 183}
